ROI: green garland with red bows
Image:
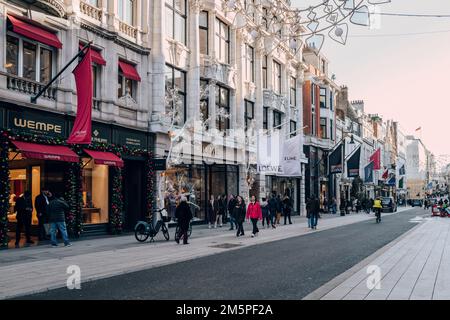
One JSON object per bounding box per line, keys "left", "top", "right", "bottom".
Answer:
{"left": 0, "top": 132, "right": 10, "bottom": 249}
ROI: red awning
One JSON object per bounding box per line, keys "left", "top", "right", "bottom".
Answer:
{"left": 79, "top": 44, "right": 106, "bottom": 66}
{"left": 84, "top": 149, "right": 124, "bottom": 167}
{"left": 119, "top": 61, "right": 141, "bottom": 81}
{"left": 12, "top": 141, "right": 79, "bottom": 163}
{"left": 8, "top": 15, "right": 62, "bottom": 49}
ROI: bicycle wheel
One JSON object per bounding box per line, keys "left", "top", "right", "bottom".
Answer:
{"left": 135, "top": 223, "right": 149, "bottom": 242}
{"left": 175, "top": 225, "right": 180, "bottom": 242}
{"left": 162, "top": 224, "right": 170, "bottom": 241}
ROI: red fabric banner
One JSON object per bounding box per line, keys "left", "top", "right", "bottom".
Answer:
{"left": 382, "top": 169, "right": 389, "bottom": 180}
{"left": 369, "top": 148, "right": 381, "bottom": 170}
{"left": 68, "top": 47, "right": 93, "bottom": 145}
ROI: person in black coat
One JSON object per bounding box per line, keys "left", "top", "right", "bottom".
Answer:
{"left": 35, "top": 189, "right": 51, "bottom": 241}
{"left": 233, "top": 196, "right": 246, "bottom": 237}
{"left": 15, "top": 191, "right": 34, "bottom": 247}
{"left": 311, "top": 197, "right": 320, "bottom": 229}
{"left": 47, "top": 192, "right": 71, "bottom": 247}
{"left": 207, "top": 194, "right": 218, "bottom": 229}
{"left": 175, "top": 196, "right": 193, "bottom": 244}
{"left": 268, "top": 193, "right": 278, "bottom": 228}
{"left": 283, "top": 194, "right": 293, "bottom": 225}
{"left": 227, "top": 195, "right": 237, "bottom": 230}
{"left": 275, "top": 195, "right": 283, "bottom": 225}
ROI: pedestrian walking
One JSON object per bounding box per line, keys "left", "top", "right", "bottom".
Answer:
{"left": 233, "top": 196, "right": 246, "bottom": 237}
{"left": 175, "top": 196, "right": 193, "bottom": 245}
{"left": 373, "top": 197, "right": 382, "bottom": 223}
{"left": 35, "top": 189, "right": 51, "bottom": 241}
{"left": 345, "top": 199, "right": 351, "bottom": 215}
{"left": 15, "top": 191, "right": 34, "bottom": 247}
{"left": 47, "top": 192, "right": 71, "bottom": 247}
{"left": 283, "top": 194, "right": 293, "bottom": 225}
{"left": 268, "top": 193, "right": 278, "bottom": 229}
{"left": 260, "top": 197, "right": 270, "bottom": 228}
{"left": 246, "top": 195, "right": 262, "bottom": 237}
{"left": 215, "top": 195, "right": 224, "bottom": 228}
{"left": 275, "top": 194, "right": 282, "bottom": 225}
{"left": 323, "top": 198, "right": 328, "bottom": 214}
{"left": 306, "top": 197, "right": 312, "bottom": 228}
{"left": 227, "top": 195, "right": 237, "bottom": 230}
{"left": 207, "top": 194, "right": 218, "bottom": 229}
{"left": 310, "top": 197, "right": 320, "bottom": 229}
{"left": 330, "top": 197, "right": 337, "bottom": 215}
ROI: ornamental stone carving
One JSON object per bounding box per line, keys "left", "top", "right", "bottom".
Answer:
{"left": 34, "top": 0, "right": 66, "bottom": 18}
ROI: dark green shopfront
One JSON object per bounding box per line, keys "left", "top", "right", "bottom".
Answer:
{"left": 0, "top": 102, "right": 155, "bottom": 249}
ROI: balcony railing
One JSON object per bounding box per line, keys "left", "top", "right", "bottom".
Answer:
{"left": 119, "top": 21, "right": 138, "bottom": 39}
{"left": 6, "top": 74, "right": 57, "bottom": 101}
{"left": 80, "top": 1, "right": 102, "bottom": 22}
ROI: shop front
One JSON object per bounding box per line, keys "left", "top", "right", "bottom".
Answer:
{"left": 0, "top": 103, "right": 154, "bottom": 249}
{"left": 162, "top": 163, "right": 240, "bottom": 221}
{"left": 265, "top": 175, "right": 301, "bottom": 215}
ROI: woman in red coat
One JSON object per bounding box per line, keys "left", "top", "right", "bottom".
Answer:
{"left": 246, "top": 195, "right": 263, "bottom": 237}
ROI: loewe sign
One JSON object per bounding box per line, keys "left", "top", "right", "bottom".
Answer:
{"left": 8, "top": 110, "right": 66, "bottom": 137}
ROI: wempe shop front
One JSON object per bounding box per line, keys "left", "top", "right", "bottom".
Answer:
{"left": 0, "top": 102, "right": 155, "bottom": 249}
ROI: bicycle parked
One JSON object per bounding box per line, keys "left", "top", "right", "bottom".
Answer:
{"left": 135, "top": 208, "right": 171, "bottom": 242}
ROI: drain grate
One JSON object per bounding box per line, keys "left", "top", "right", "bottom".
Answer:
{"left": 210, "top": 243, "right": 243, "bottom": 249}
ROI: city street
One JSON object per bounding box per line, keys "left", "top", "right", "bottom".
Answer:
{"left": 12, "top": 207, "right": 428, "bottom": 300}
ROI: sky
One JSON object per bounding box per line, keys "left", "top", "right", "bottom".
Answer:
{"left": 291, "top": 0, "right": 450, "bottom": 167}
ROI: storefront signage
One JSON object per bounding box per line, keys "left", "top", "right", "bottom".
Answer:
{"left": 8, "top": 110, "right": 66, "bottom": 137}
{"left": 91, "top": 123, "right": 111, "bottom": 144}
{"left": 153, "top": 158, "right": 167, "bottom": 171}
{"left": 114, "top": 128, "right": 146, "bottom": 149}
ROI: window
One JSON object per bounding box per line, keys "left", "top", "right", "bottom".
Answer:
{"left": 330, "top": 91, "right": 334, "bottom": 111}
{"left": 200, "top": 79, "right": 209, "bottom": 128}
{"left": 165, "top": 64, "right": 187, "bottom": 125}
{"left": 320, "top": 117, "right": 327, "bottom": 139}
{"left": 199, "top": 11, "right": 208, "bottom": 55}
{"left": 215, "top": 85, "right": 230, "bottom": 132}
{"left": 262, "top": 7, "right": 269, "bottom": 30}
{"left": 330, "top": 119, "right": 334, "bottom": 140}
{"left": 6, "top": 34, "right": 54, "bottom": 83}
{"left": 273, "top": 60, "right": 281, "bottom": 94}
{"left": 273, "top": 111, "right": 282, "bottom": 129}
{"left": 245, "top": 45, "right": 255, "bottom": 82}
{"left": 118, "top": 61, "right": 140, "bottom": 100}
{"left": 263, "top": 107, "right": 269, "bottom": 130}
{"left": 320, "top": 87, "right": 327, "bottom": 108}
{"left": 215, "top": 18, "right": 230, "bottom": 64}
{"left": 311, "top": 83, "right": 316, "bottom": 106}
{"left": 81, "top": 160, "right": 109, "bottom": 225}
{"left": 311, "top": 108, "right": 315, "bottom": 135}
{"left": 290, "top": 76, "right": 296, "bottom": 107}
{"left": 118, "top": 0, "right": 134, "bottom": 25}
{"left": 245, "top": 100, "right": 254, "bottom": 130}
{"left": 262, "top": 55, "right": 268, "bottom": 89}
{"left": 290, "top": 120, "right": 297, "bottom": 137}
{"left": 166, "top": 0, "right": 187, "bottom": 44}
{"left": 321, "top": 59, "right": 326, "bottom": 74}
{"left": 87, "top": 0, "right": 99, "bottom": 7}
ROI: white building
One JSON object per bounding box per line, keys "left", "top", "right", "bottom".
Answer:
{"left": 406, "top": 136, "right": 429, "bottom": 200}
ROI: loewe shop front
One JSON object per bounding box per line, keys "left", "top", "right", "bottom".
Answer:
{"left": 0, "top": 103, "right": 154, "bottom": 249}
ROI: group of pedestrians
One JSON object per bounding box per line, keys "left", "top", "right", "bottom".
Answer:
{"left": 14, "top": 189, "right": 72, "bottom": 248}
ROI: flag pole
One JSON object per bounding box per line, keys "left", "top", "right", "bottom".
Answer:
{"left": 31, "top": 41, "right": 93, "bottom": 104}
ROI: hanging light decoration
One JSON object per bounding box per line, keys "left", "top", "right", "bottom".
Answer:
{"left": 222, "top": 0, "right": 391, "bottom": 52}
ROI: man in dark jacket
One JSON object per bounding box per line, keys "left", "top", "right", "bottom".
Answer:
{"left": 175, "top": 196, "right": 193, "bottom": 245}
{"left": 227, "top": 195, "right": 237, "bottom": 230}
{"left": 15, "top": 191, "right": 34, "bottom": 247}
{"left": 35, "top": 189, "right": 51, "bottom": 241}
{"left": 47, "top": 192, "right": 71, "bottom": 247}
{"left": 268, "top": 193, "right": 278, "bottom": 229}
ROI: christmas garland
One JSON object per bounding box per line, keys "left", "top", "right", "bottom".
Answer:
{"left": 0, "top": 132, "right": 10, "bottom": 249}
{"left": 145, "top": 152, "right": 155, "bottom": 217}
{"left": 110, "top": 167, "right": 124, "bottom": 234}
{"left": 65, "top": 163, "right": 83, "bottom": 237}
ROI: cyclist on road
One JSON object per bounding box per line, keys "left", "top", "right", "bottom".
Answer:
{"left": 373, "top": 197, "right": 383, "bottom": 223}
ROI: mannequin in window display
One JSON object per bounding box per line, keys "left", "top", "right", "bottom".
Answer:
{"left": 168, "top": 193, "right": 177, "bottom": 221}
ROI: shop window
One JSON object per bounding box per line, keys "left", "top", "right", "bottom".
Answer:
{"left": 81, "top": 159, "right": 109, "bottom": 225}
{"left": 6, "top": 34, "right": 55, "bottom": 83}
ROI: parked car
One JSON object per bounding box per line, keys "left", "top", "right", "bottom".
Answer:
{"left": 381, "top": 197, "right": 397, "bottom": 212}
{"left": 411, "top": 199, "right": 423, "bottom": 207}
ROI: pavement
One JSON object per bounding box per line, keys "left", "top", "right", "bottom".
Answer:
{"left": 304, "top": 212, "right": 450, "bottom": 300}
{"left": 0, "top": 206, "right": 414, "bottom": 300}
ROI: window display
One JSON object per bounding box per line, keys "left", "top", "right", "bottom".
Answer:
{"left": 82, "top": 159, "right": 109, "bottom": 224}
